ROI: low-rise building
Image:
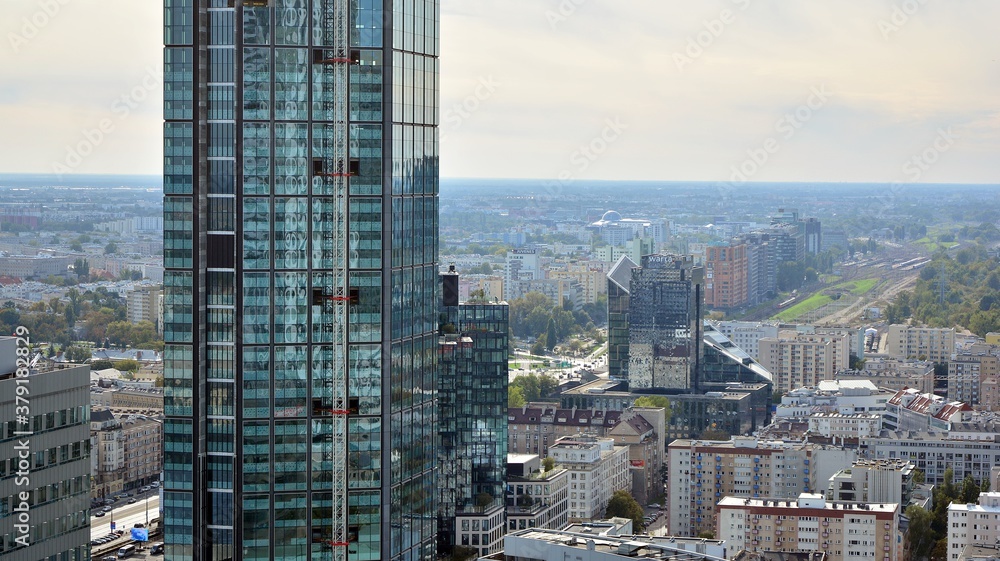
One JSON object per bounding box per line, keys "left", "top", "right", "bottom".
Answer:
{"left": 775, "top": 380, "right": 893, "bottom": 419}
{"left": 826, "top": 459, "right": 915, "bottom": 506}
{"left": 717, "top": 494, "right": 899, "bottom": 561}
{"left": 948, "top": 492, "right": 1000, "bottom": 561}
{"left": 548, "top": 435, "right": 630, "bottom": 522}
{"left": 501, "top": 527, "right": 729, "bottom": 561}
{"left": 807, "top": 413, "right": 882, "bottom": 442}
{"left": 835, "top": 358, "right": 935, "bottom": 394}
{"left": 506, "top": 454, "right": 569, "bottom": 532}
{"left": 864, "top": 430, "right": 1000, "bottom": 486}
{"left": 884, "top": 388, "right": 971, "bottom": 431}
{"left": 90, "top": 409, "right": 162, "bottom": 498}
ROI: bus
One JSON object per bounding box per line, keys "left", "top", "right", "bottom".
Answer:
{"left": 117, "top": 544, "right": 137, "bottom": 558}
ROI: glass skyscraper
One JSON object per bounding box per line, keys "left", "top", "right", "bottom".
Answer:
{"left": 162, "top": 1, "right": 439, "bottom": 560}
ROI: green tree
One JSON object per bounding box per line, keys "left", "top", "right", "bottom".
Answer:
{"left": 508, "top": 386, "right": 526, "bottom": 408}
{"left": 633, "top": 395, "right": 672, "bottom": 421}
{"left": 960, "top": 474, "right": 981, "bottom": 504}
{"left": 63, "top": 346, "right": 91, "bottom": 363}
{"left": 104, "top": 241, "right": 118, "bottom": 255}
{"left": 542, "top": 457, "right": 555, "bottom": 472}
{"left": 545, "top": 318, "right": 558, "bottom": 351}
{"left": 905, "top": 505, "right": 934, "bottom": 561}
{"left": 90, "top": 359, "right": 114, "bottom": 371}
{"left": 605, "top": 490, "right": 645, "bottom": 532}
{"left": 113, "top": 359, "right": 140, "bottom": 372}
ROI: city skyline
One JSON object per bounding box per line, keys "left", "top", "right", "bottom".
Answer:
{"left": 1, "top": 1, "right": 998, "bottom": 184}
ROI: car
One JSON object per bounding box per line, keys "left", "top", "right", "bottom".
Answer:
{"left": 140, "top": 486, "right": 151, "bottom": 492}
{"left": 648, "top": 503, "right": 661, "bottom": 509}
{"left": 102, "top": 506, "right": 113, "bottom": 512}
{"left": 151, "top": 482, "right": 160, "bottom": 488}
{"left": 94, "top": 511, "right": 106, "bottom": 517}
{"left": 128, "top": 498, "right": 137, "bottom": 504}
{"left": 150, "top": 542, "right": 165, "bottom": 554}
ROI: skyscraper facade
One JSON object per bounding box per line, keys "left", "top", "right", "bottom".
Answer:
{"left": 162, "top": 1, "right": 439, "bottom": 560}
{"left": 627, "top": 254, "right": 703, "bottom": 392}
{"left": 437, "top": 269, "right": 508, "bottom": 557}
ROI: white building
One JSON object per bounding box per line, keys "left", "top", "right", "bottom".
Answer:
{"left": 865, "top": 430, "right": 1000, "bottom": 486}
{"left": 711, "top": 321, "right": 780, "bottom": 361}
{"left": 808, "top": 413, "right": 882, "bottom": 441}
{"left": 506, "top": 454, "right": 570, "bottom": 533}
{"left": 826, "top": 459, "right": 915, "bottom": 507}
{"left": 717, "top": 494, "right": 900, "bottom": 561}
{"left": 948, "top": 492, "right": 1000, "bottom": 561}
{"left": 548, "top": 435, "right": 631, "bottom": 522}
{"left": 502, "top": 527, "right": 729, "bottom": 561}
{"left": 776, "top": 380, "right": 893, "bottom": 419}
{"left": 759, "top": 331, "right": 851, "bottom": 393}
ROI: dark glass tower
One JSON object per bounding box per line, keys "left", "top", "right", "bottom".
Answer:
{"left": 627, "top": 254, "right": 703, "bottom": 392}
{"left": 162, "top": 1, "right": 439, "bottom": 560}
{"left": 437, "top": 269, "right": 508, "bottom": 557}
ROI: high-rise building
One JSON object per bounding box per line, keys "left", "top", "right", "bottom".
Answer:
{"left": 627, "top": 254, "right": 703, "bottom": 391}
{"left": 704, "top": 242, "right": 748, "bottom": 310}
{"left": 0, "top": 338, "right": 91, "bottom": 560}
{"left": 437, "top": 269, "right": 508, "bottom": 557}
{"left": 162, "top": 1, "right": 439, "bottom": 559}
{"left": 606, "top": 255, "right": 637, "bottom": 380}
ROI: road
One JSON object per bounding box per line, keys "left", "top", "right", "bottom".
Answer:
{"left": 91, "top": 495, "right": 160, "bottom": 542}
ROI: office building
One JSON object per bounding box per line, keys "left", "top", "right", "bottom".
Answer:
{"left": 774, "top": 380, "right": 893, "bottom": 419}
{"left": 607, "top": 255, "right": 637, "bottom": 380}
{"left": 437, "top": 268, "right": 508, "bottom": 557}
{"left": 948, "top": 492, "right": 1000, "bottom": 561}
{"left": 0, "top": 338, "right": 91, "bottom": 560}
{"left": 547, "top": 435, "right": 630, "bottom": 522}
{"left": 710, "top": 321, "right": 780, "bottom": 362}
{"left": 667, "top": 436, "right": 857, "bottom": 537}
{"left": 627, "top": 254, "right": 703, "bottom": 391}
{"left": 162, "top": 1, "right": 440, "bottom": 558}
{"left": 717, "top": 494, "right": 899, "bottom": 561}
{"left": 834, "top": 358, "right": 935, "bottom": 394}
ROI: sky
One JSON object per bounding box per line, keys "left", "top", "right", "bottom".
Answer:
{"left": 1, "top": 0, "right": 998, "bottom": 184}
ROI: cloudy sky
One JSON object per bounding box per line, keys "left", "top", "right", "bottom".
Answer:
{"left": 1, "top": 0, "right": 998, "bottom": 184}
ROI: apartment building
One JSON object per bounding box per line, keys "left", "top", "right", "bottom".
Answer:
{"left": 548, "top": 435, "right": 631, "bottom": 522}
{"left": 717, "top": 494, "right": 899, "bottom": 561}
{"left": 666, "top": 437, "right": 857, "bottom": 536}
{"left": 775, "top": 380, "right": 892, "bottom": 419}
{"left": 826, "top": 459, "right": 915, "bottom": 506}
{"left": 835, "top": 358, "right": 935, "bottom": 394}
{"left": 506, "top": 454, "right": 570, "bottom": 533}
{"left": 508, "top": 405, "right": 622, "bottom": 457}
{"left": 948, "top": 492, "right": 1000, "bottom": 561}
{"left": 759, "top": 331, "right": 851, "bottom": 393}
{"left": 864, "top": 430, "right": 1000, "bottom": 486}
{"left": 883, "top": 325, "right": 955, "bottom": 362}
{"left": 949, "top": 351, "right": 1000, "bottom": 407}
{"left": 90, "top": 409, "right": 162, "bottom": 498}
{"left": 807, "top": 413, "right": 882, "bottom": 441}
{"left": 704, "top": 242, "right": 749, "bottom": 310}
{"left": 883, "top": 388, "right": 971, "bottom": 431}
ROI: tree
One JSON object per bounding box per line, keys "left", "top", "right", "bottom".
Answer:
{"left": 90, "top": 359, "right": 114, "bottom": 371}
{"left": 104, "top": 241, "right": 118, "bottom": 255}
{"left": 633, "top": 395, "right": 672, "bottom": 421}
{"left": 905, "top": 505, "right": 934, "bottom": 561}
{"left": 508, "top": 386, "right": 526, "bottom": 408}
{"left": 700, "top": 427, "right": 731, "bottom": 441}
{"left": 63, "top": 346, "right": 91, "bottom": 363}
{"left": 542, "top": 457, "right": 555, "bottom": 472}
{"left": 545, "top": 318, "right": 558, "bottom": 351}
{"left": 605, "top": 490, "right": 645, "bottom": 532}
{"left": 960, "top": 474, "right": 981, "bottom": 504}
{"left": 912, "top": 469, "right": 925, "bottom": 484}
{"left": 113, "top": 359, "right": 140, "bottom": 372}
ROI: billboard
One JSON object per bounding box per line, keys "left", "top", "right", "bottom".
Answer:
{"left": 131, "top": 528, "right": 149, "bottom": 542}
